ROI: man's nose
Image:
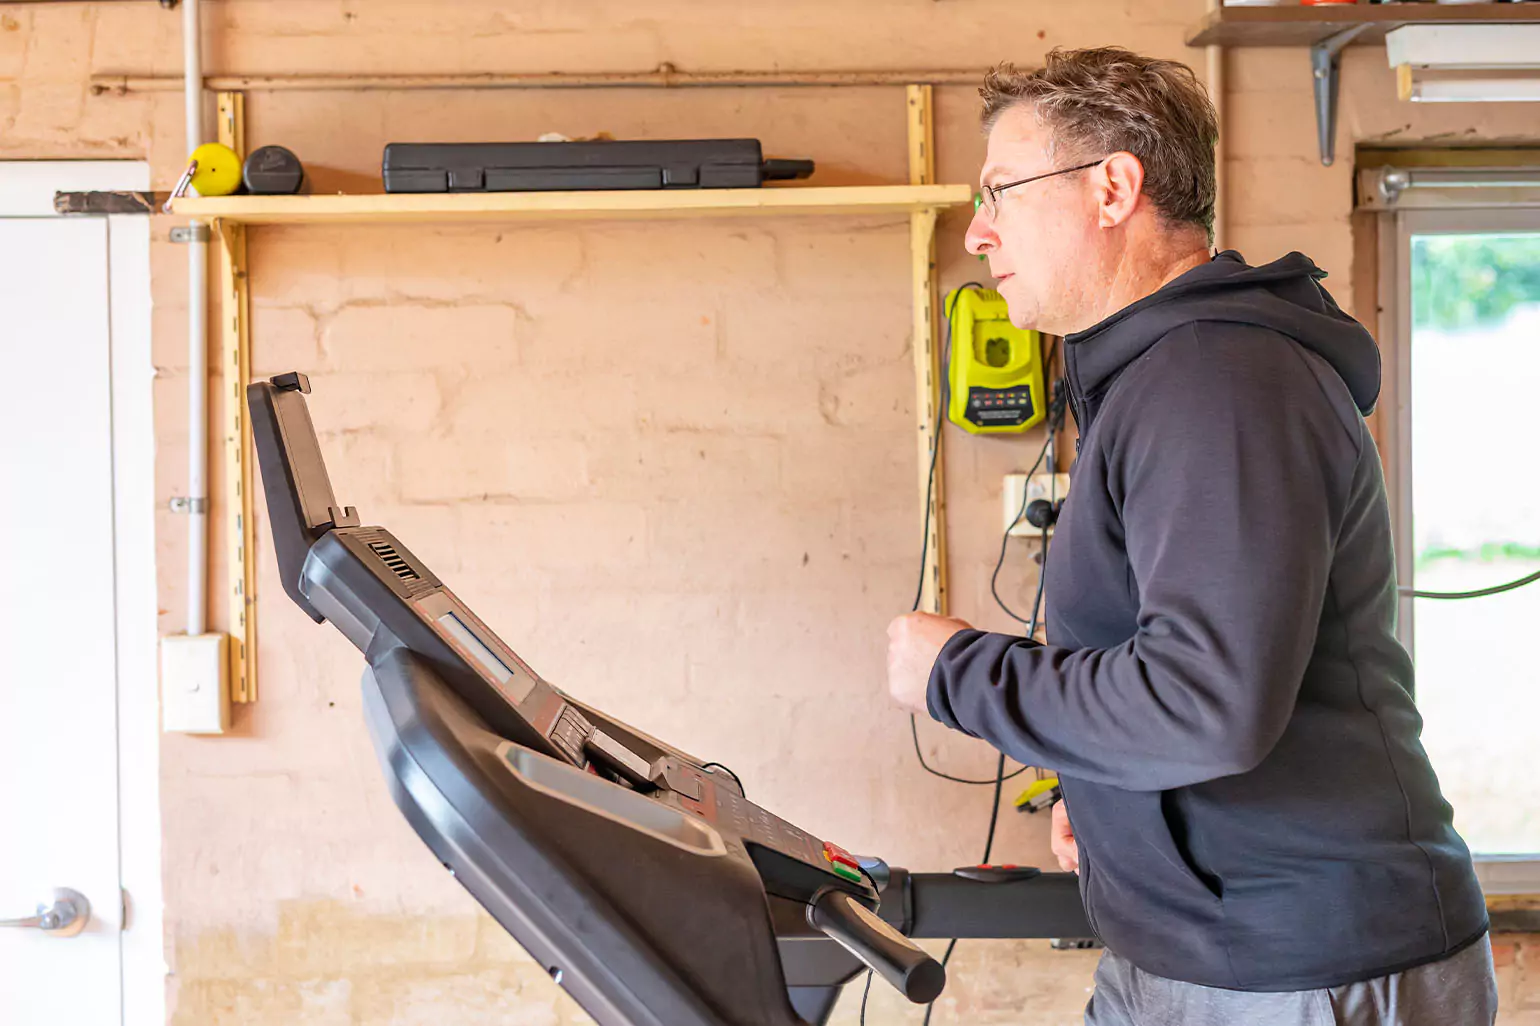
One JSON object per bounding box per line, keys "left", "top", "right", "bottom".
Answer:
{"left": 965, "top": 206, "right": 998, "bottom": 257}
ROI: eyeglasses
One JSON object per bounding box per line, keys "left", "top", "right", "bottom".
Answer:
{"left": 975, "top": 159, "right": 1106, "bottom": 219}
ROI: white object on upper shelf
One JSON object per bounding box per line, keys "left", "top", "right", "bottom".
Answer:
{"left": 1387, "top": 24, "right": 1540, "bottom": 69}
{"left": 1387, "top": 24, "right": 1540, "bottom": 102}
{"left": 1403, "top": 77, "right": 1540, "bottom": 101}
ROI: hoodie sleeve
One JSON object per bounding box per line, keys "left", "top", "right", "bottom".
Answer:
{"left": 926, "top": 323, "right": 1360, "bottom": 791}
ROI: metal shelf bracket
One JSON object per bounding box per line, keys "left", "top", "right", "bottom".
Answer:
{"left": 1311, "top": 23, "right": 1373, "bottom": 166}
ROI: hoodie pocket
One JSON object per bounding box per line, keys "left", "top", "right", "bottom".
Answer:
{"left": 1077, "top": 841, "right": 1103, "bottom": 940}
{"left": 1160, "top": 790, "right": 1224, "bottom": 903}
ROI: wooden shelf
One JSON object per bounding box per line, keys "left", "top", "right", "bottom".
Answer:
{"left": 1188, "top": 2, "right": 1540, "bottom": 48}
{"left": 169, "top": 184, "right": 975, "bottom": 225}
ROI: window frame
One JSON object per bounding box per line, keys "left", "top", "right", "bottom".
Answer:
{"left": 1375, "top": 195, "right": 1540, "bottom": 894}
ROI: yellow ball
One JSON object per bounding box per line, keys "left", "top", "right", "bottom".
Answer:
{"left": 188, "top": 142, "right": 243, "bottom": 197}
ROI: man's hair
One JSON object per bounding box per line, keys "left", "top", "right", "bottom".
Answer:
{"left": 980, "top": 47, "right": 1218, "bottom": 242}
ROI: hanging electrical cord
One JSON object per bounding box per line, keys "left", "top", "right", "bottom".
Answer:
{"left": 908, "top": 335, "right": 1070, "bottom": 783}
{"left": 990, "top": 372, "right": 1067, "bottom": 626}
{"left": 1398, "top": 569, "right": 1540, "bottom": 601}
{"left": 910, "top": 283, "right": 981, "bottom": 612}
{"left": 989, "top": 431, "right": 1053, "bottom": 626}
{"left": 857, "top": 747, "right": 1005, "bottom": 1026}
{"left": 921, "top": 694, "right": 1016, "bottom": 1026}
{"left": 1031, "top": 429, "right": 1062, "bottom": 643}
{"left": 920, "top": 375, "right": 1054, "bottom": 1022}
{"left": 908, "top": 284, "right": 1040, "bottom": 786}
{"left": 895, "top": 299, "right": 1058, "bottom": 1024}
{"left": 908, "top": 716, "right": 1032, "bottom": 786}
{"left": 919, "top": 559, "right": 1044, "bottom": 1026}
{"left": 920, "top": 447, "right": 1056, "bottom": 1025}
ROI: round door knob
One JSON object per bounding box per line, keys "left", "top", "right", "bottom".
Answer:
{"left": 0, "top": 888, "right": 91, "bottom": 938}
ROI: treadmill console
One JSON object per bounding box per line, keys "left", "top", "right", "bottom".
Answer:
{"left": 288, "top": 504, "right": 874, "bottom": 913}
{"left": 247, "top": 372, "right": 941, "bottom": 1026}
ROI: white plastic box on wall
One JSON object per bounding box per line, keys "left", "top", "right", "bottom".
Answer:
{"left": 1387, "top": 24, "right": 1540, "bottom": 102}
{"left": 160, "top": 633, "right": 229, "bottom": 734}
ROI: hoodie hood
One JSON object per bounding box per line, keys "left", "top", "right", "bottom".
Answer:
{"left": 1064, "top": 250, "right": 1381, "bottom": 416}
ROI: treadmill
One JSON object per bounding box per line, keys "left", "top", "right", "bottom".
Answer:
{"left": 247, "top": 371, "right": 1092, "bottom": 1026}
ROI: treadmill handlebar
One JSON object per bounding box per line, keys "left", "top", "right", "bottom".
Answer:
{"left": 247, "top": 372, "right": 358, "bottom": 623}
{"left": 806, "top": 888, "right": 945, "bottom": 1004}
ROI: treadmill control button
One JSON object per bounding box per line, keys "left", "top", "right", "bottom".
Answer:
{"left": 822, "top": 841, "right": 860, "bottom": 870}
{"left": 549, "top": 707, "right": 597, "bottom": 766}
{"left": 951, "top": 864, "right": 1042, "bottom": 884}
{"left": 584, "top": 729, "right": 659, "bottom": 789}
{"left": 828, "top": 861, "right": 863, "bottom": 884}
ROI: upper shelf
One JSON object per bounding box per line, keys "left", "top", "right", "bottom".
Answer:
{"left": 168, "top": 184, "right": 976, "bottom": 225}
{"left": 1187, "top": 2, "right": 1540, "bottom": 48}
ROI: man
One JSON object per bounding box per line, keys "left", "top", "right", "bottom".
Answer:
{"left": 886, "top": 48, "right": 1497, "bottom": 1025}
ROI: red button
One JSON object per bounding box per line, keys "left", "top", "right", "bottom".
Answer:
{"left": 822, "top": 841, "right": 860, "bottom": 870}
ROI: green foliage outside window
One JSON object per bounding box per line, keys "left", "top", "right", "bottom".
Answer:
{"left": 1411, "top": 235, "right": 1540, "bottom": 331}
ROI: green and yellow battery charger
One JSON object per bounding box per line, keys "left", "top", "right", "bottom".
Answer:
{"left": 946, "top": 287, "right": 1046, "bottom": 435}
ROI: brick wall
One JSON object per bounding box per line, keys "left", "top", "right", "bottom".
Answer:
{"left": 4, "top": 2, "right": 1538, "bottom": 1023}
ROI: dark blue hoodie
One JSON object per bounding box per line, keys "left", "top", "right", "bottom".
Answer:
{"left": 927, "top": 251, "right": 1488, "bottom": 991}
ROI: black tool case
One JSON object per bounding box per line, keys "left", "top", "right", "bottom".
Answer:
{"left": 382, "top": 138, "right": 814, "bottom": 193}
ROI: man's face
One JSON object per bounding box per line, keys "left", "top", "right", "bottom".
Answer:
{"left": 965, "top": 106, "right": 1102, "bottom": 336}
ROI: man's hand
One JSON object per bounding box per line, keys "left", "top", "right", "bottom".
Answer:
{"left": 886, "top": 612, "right": 973, "bottom": 715}
{"left": 1051, "top": 800, "right": 1079, "bottom": 874}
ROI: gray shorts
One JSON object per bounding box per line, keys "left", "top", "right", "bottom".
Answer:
{"left": 1084, "top": 935, "right": 1498, "bottom": 1026}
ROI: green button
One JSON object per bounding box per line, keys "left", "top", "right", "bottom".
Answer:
{"left": 830, "top": 862, "right": 862, "bottom": 884}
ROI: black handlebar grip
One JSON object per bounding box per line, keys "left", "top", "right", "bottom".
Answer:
{"left": 807, "top": 888, "right": 945, "bottom": 1004}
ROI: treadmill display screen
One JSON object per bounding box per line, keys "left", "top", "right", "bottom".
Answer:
{"left": 437, "top": 612, "right": 535, "bottom": 704}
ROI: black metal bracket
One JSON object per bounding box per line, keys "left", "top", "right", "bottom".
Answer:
{"left": 1310, "top": 23, "right": 1373, "bottom": 167}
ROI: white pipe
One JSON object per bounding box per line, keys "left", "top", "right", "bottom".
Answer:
{"left": 1207, "top": 0, "right": 1226, "bottom": 251}
{"left": 183, "top": 0, "right": 208, "bottom": 637}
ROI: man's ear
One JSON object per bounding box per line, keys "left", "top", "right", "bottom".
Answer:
{"left": 1094, "top": 152, "right": 1145, "bottom": 230}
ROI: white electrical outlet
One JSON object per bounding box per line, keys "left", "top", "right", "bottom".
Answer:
{"left": 1003, "top": 472, "right": 1071, "bottom": 538}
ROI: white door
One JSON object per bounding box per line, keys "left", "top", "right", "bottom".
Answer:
{"left": 0, "top": 163, "right": 160, "bottom": 1026}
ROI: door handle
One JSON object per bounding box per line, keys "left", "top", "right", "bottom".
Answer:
{"left": 0, "top": 888, "right": 91, "bottom": 937}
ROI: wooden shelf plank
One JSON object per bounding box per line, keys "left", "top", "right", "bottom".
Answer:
{"left": 1188, "top": 3, "right": 1540, "bottom": 48}
{"left": 169, "top": 184, "right": 976, "bottom": 225}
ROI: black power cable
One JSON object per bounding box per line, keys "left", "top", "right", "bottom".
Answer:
{"left": 910, "top": 283, "right": 982, "bottom": 613}
{"left": 908, "top": 285, "right": 1045, "bottom": 786}
{"left": 701, "top": 762, "right": 745, "bottom": 797}
{"left": 921, "top": 382, "right": 1060, "bottom": 1026}
{"left": 908, "top": 410, "right": 1059, "bottom": 786}
{"left": 989, "top": 431, "right": 1053, "bottom": 626}
{"left": 891, "top": 292, "right": 1060, "bottom": 1025}
{"left": 868, "top": 284, "right": 996, "bottom": 1026}
{"left": 1398, "top": 569, "right": 1540, "bottom": 600}
{"left": 922, "top": 749, "right": 1011, "bottom": 1026}
{"left": 909, "top": 284, "right": 1027, "bottom": 784}
{"left": 990, "top": 370, "right": 1068, "bottom": 627}
{"left": 908, "top": 716, "right": 1031, "bottom": 786}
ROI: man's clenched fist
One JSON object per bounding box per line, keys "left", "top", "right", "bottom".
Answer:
{"left": 885, "top": 612, "right": 973, "bottom": 715}
{"left": 1051, "top": 800, "right": 1079, "bottom": 874}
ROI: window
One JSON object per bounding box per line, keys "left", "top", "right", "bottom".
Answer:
{"left": 1375, "top": 178, "right": 1540, "bottom": 891}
